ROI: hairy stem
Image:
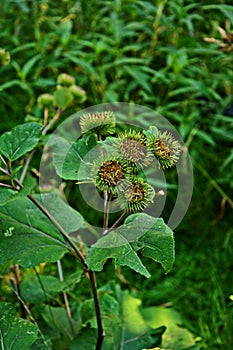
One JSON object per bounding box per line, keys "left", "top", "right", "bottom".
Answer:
{"left": 10, "top": 277, "right": 50, "bottom": 349}
{"left": 43, "top": 107, "right": 49, "bottom": 129}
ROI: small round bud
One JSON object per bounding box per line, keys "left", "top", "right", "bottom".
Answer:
{"left": 69, "top": 85, "right": 86, "bottom": 102}
{"left": 0, "top": 48, "right": 11, "bottom": 66}
{"left": 37, "top": 94, "right": 54, "bottom": 108}
{"left": 57, "top": 73, "right": 75, "bottom": 87}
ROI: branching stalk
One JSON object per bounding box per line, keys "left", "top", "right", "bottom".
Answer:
{"left": 42, "top": 107, "right": 62, "bottom": 135}
{"left": 103, "top": 210, "right": 128, "bottom": 235}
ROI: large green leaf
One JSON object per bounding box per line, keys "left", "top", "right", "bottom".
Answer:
{"left": 120, "top": 292, "right": 165, "bottom": 350}
{"left": 86, "top": 213, "right": 175, "bottom": 277}
{"left": 36, "top": 192, "right": 84, "bottom": 233}
{"left": 0, "top": 303, "right": 38, "bottom": 350}
{"left": 0, "top": 122, "right": 42, "bottom": 161}
{"left": 0, "top": 192, "right": 84, "bottom": 267}
{"left": 52, "top": 134, "right": 97, "bottom": 180}
{"left": 142, "top": 306, "right": 199, "bottom": 350}
{"left": 0, "top": 188, "right": 17, "bottom": 206}
{"left": 71, "top": 287, "right": 165, "bottom": 350}
{"left": 87, "top": 229, "right": 151, "bottom": 278}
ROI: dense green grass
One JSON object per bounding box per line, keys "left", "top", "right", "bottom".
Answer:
{"left": 1, "top": 0, "right": 233, "bottom": 349}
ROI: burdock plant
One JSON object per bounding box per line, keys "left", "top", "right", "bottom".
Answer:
{"left": 79, "top": 113, "right": 182, "bottom": 230}
{"left": 0, "top": 108, "right": 182, "bottom": 350}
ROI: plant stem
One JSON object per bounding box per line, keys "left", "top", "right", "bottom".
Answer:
{"left": 10, "top": 264, "right": 27, "bottom": 319}
{"left": 88, "top": 269, "right": 105, "bottom": 350}
{"left": 0, "top": 182, "right": 14, "bottom": 189}
{"left": 103, "top": 191, "right": 112, "bottom": 230}
{"left": 43, "top": 107, "right": 49, "bottom": 128}
{"left": 57, "top": 259, "right": 76, "bottom": 337}
{"left": 0, "top": 155, "right": 12, "bottom": 181}
{"left": 20, "top": 107, "right": 64, "bottom": 184}
{"left": 19, "top": 148, "right": 37, "bottom": 184}
{"left": 0, "top": 154, "right": 9, "bottom": 169}
{"left": 0, "top": 166, "right": 11, "bottom": 176}
{"left": 148, "top": 0, "right": 167, "bottom": 56}
{"left": 103, "top": 210, "right": 128, "bottom": 235}
{"left": 11, "top": 176, "right": 85, "bottom": 266}
{"left": 42, "top": 108, "right": 62, "bottom": 135}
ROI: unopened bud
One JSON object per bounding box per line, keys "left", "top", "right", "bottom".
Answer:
{"left": 69, "top": 85, "right": 86, "bottom": 102}
{"left": 57, "top": 73, "right": 75, "bottom": 86}
{"left": 0, "top": 48, "right": 11, "bottom": 66}
{"left": 37, "top": 94, "right": 54, "bottom": 108}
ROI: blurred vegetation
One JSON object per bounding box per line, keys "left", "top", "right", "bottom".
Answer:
{"left": 0, "top": 0, "right": 233, "bottom": 349}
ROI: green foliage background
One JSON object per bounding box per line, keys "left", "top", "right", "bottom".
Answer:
{"left": 0, "top": 0, "right": 233, "bottom": 349}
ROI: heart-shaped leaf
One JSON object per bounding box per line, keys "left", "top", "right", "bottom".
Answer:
{"left": 52, "top": 134, "right": 97, "bottom": 181}
{"left": 0, "top": 122, "right": 42, "bottom": 161}
{"left": 86, "top": 213, "right": 175, "bottom": 277}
